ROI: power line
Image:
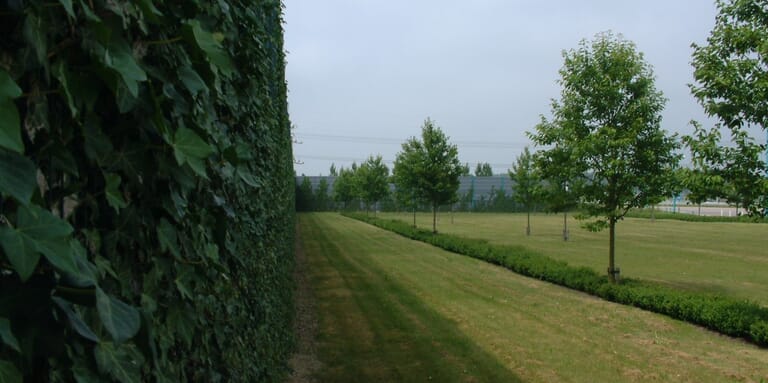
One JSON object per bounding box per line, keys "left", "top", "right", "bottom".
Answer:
{"left": 295, "top": 132, "right": 529, "bottom": 149}
{"left": 294, "top": 154, "right": 513, "bottom": 169}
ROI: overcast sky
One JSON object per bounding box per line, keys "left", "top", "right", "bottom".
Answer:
{"left": 285, "top": 1, "right": 746, "bottom": 176}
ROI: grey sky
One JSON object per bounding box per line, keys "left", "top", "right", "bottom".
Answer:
{"left": 285, "top": 1, "right": 738, "bottom": 176}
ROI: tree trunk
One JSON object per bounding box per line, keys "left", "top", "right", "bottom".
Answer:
{"left": 563, "top": 211, "right": 568, "bottom": 241}
{"left": 651, "top": 204, "right": 655, "bottom": 222}
{"left": 526, "top": 210, "right": 531, "bottom": 236}
{"left": 608, "top": 218, "right": 617, "bottom": 283}
{"left": 698, "top": 203, "right": 701, "bottom": 216}
{"left": 432, "top": 203, "right": 437, "bottom": 233}
{"left": 412, "top": 197, "right": 417, "bottom": 228}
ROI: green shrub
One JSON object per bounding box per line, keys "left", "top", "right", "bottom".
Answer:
{"left": 344, "top": 213, "right": 768, "bottom": 347}
{"left": 627, "top": 209, "right": 767, "bottom": 223}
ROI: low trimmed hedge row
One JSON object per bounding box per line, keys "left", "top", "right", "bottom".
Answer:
{"left": 344, "top": 213, "right": 768, "bottom": 347}
{"left": 627, "top": 209, "right": 768, "bottom": 223}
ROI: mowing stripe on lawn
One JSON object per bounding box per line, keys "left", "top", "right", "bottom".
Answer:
{"left": 300, "top": 213, "right": 768, "bottom": 382}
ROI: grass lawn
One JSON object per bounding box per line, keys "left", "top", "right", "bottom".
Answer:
{"left": 378, "top": 211, "right": 768, "bottom": 305}
{"left": 298, "top": 213, "right": 768, "bottom": 382}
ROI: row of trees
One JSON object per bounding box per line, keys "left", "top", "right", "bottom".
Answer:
{"left": 299, "top": 0, "right": 768, "bottom": 284}
{"left": 296, "top": 155, "right": 391, "bottom": 213}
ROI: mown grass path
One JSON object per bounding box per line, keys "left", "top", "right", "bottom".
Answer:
{"left": 380, "top": 212, "right": 768, "bottom": 305}
{"left": 299, "top": 213, "right": 768, "bottom": 382}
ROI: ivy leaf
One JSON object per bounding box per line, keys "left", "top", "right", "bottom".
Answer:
{"left": 94, "top": 342, "right": 144, "bottom": 383}
{"left": 59, "top": 0, "right": 75, "bottom": 17}
{"left": 0, "top": 70, "right": 23, "bottom": 153}
{"left": 178, "top": 66, "right": 208, "bottom": 95}
{"left": 104, "top": 173, "right": 127, "bottom": 212}
{"left": 185, "top": 20, "right": 234, "bottom": 76}
{"left": 0, "top": 318, "right": 20, "bottom": 352}
{"left": 72, "top": 360, "right": 102, "bottom": 383}
{"left": 0, "top": 70, "right": 22, "bottom": 100}
{"left": 0, "top": 149, "right": 37, "bottom": 204}
{"left": 23, "top": 13, "right": 47, "bottom": 67}
{"left": 173, "top": 127, "right": 212, "bottom": 177}
{"left": 0, "top": 360, "right": 22, "bottom": 383}
{"left": 0, "top": 227, "right": 38, "bottom": 281}
{"left": 167, "top": 305, "right": 194, "bottom": 347}
{"left": 78, "top": 0, "right": 101, "bottom": 21}
{"left": 156, "top": 218, "right": 180, "bottom": 258}
{"left": 236, "top": 166, "right": 261, "bottom": 188}
{"left": 96, "top": 287, "right": 140, "bottom": 343}
{"left": 104, "top": 39, "right": 147, "bottom": 97}
{"left": 83, "top": 114, "right": 113, "bottom": 164}
{"left": 52, "top": 297, "right": 100, "bottom": 342}
{"left": 0, "top": 205, "right": 75, "bottom": 281}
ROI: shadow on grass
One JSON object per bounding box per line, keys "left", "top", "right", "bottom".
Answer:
{"left": 301, "top": 214, "right": 523, "bottom": 383}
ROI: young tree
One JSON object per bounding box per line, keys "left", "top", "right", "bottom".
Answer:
{"left": 333, "top": 166, "right": 356, "bottom": 210}
{"left": 296, "top": 176, "right": 314, "bottom": 212}
{"left": 393, "top": 138, "right": 423, "bottom": 227}
{"left": 722, "top": 129, "right": 768, "bottom": 216}
{"left": 394, "top": 119, "right": 463, "bottom": 233}
{"left": 315, "top": 178, "right": 330, "bottom": 211}
{"left": 461, "top": 162, "right": 471, "bottom": 176}
{"left": 529, "top": 32, "right": 680, "bottom": 283}
{"left": 509, "top": 147, "right": 542, "bottom": 236}
{"left": 356, "top": 155, "right": 390, "bottom": 214}
{"left": 474, "top": 162, "right": 494, "bottom": 176}
{"left": 329, "top": 163, "right": 338, "bottom": 176}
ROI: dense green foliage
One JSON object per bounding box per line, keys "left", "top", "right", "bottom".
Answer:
{"left": 690, "top": 0, "right": 768, "bottom": 216}
{"left": 530, "top": 32, "right": 680, "bottom": 282}
{"left": 691, "top": 0, "right": 768, "bottom": 130}
{"left": 474, "top": 162, "right": 493, "bottom": 176}
{"left": 682, "top": 121, "right": 767, "bottom": 216}
{"left": 0, "top": 1, "right": 294, "bottom": 382}
{"left": 355, "top": 155, "right": 389, "bottom": 212}
{"left": 681, "top": 121, "right": 727, "bottom": 210}
{"left": 345, "top": 213, "right": 768, "bottom": 347}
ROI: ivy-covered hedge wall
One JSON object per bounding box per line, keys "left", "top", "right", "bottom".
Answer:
{"left": 0, "top": 1, "right": 294, "bottom": 382}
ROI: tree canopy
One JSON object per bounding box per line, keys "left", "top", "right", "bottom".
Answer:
{"left": 333, "top": 165, "right": 357, "bottom": 209}
{"left": 356, "top": 155, "right": 390, "bottom": 213}
{"left": 530, "top": 32, "right": 680, "bottom": 282}
{"left": 690, "top": 0, "right": 768, "bottom": 216}
{"left": 691, "top": 0, "right": 768, "bottom": 130}
{"left": 393, "top": 119, "right": 463, "bottom": 233}
{"left": 475, "top": 162, "right": 493, "bottom": 176}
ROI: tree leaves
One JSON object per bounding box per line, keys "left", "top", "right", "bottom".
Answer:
{"left": 0, "top": 70, "right": 23, "bottom": 153}
{"left": 0, "top": 149, "right": 37, "bottom": 204}
{"left": 96, "top": 287, "right": 141, "bottom": 343}
{"left": 94, "top": 342, "right": 144, "bottom": 383}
